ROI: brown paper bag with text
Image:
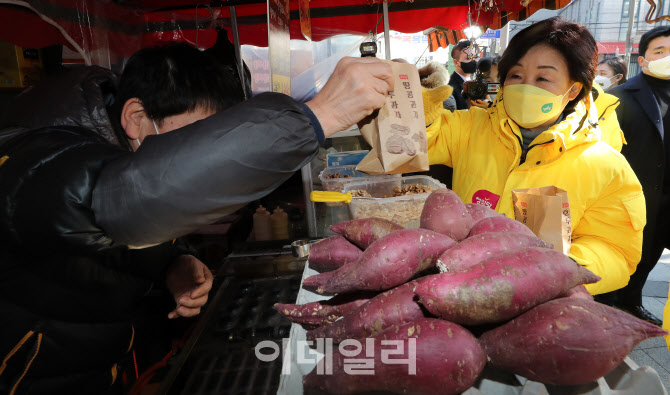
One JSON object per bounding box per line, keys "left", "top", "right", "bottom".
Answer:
{"left": 512, "top": 186, "right": 572, "bottom": 255}
{"left": 356, "top": 60, "right": 429, "bottom": 174}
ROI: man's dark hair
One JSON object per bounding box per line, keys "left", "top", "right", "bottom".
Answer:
{"left": 116, "top": 42, "right": 245, "bottom": 126}
{"left": 491, "top": 55, "right": 501, "bottom": 66}
{"left": 450, "top": 39, "right": 471, "bottom": 60}
{"left": 598, "top": 57, "right": 628, "bottom": 84}
{"left": 498, "top": 17, "right": 597, "bottom": 110}
{"left": 639, "top": 26, "right": 670, "bottom": 58}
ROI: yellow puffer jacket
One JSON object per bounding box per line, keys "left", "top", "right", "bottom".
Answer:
{"left": 664, "top": 289, "right": 669, "bottom": 351}
{"left": 592, "top": 83, "right": 626, "bottom": 152}
{"left": 425, "top": 88, "right": 646, "bottom": 295}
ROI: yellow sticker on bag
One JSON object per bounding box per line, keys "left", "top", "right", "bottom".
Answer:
{"left": 0, "top": 156, "right": 8, "bottom": 167}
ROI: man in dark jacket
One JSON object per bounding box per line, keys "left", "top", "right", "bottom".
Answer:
{"left": 605, "top": 26, "right": 670, "bottom": 326}
{"left": 0, "top": 43, "right": 392, "bottom": 394}
{"left": 448, "top": 39, "right": 477, "bottom": 110}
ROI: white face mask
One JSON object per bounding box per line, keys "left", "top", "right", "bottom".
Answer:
{"left": 644, "top": 55, "right": 670, "bottom": 79}
{"left": 594, "top": 75, "right": 620, "bottom": 91}
{"left": 136, "top": 120, "right": 160, "bottom": 147}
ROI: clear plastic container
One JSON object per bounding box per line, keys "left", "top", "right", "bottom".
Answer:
{"left": 343, "top": 175, "right": 446, "bottom": 228}
{"left": 318, "top": 165, "right": 398, "bottom": 193}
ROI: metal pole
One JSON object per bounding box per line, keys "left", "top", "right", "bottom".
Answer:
{"left": 500, "top": 23, "right": 510, "bottom": 53}
{"left": 383, "top": 0, "right": 391, "bottom": 60}
{"left": 230, "top": 5, "right": 247, "bottom": 99}
{"left": 301, "top": 163, "right": 318, "bottom": 237}
{"left": 624, "top": 0, "right": 638, "bottom": 79}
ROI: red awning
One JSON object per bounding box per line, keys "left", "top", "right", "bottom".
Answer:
{"left": 0, "top": 0, "right": 574, "bottom": 60}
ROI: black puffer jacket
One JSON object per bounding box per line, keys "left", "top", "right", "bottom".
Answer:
{"left": 0, "top": 66, "right": 322, "bottom": 393}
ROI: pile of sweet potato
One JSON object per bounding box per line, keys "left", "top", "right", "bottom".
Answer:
{"left": 276, "top": 189, "right": 668, "bottom": 394}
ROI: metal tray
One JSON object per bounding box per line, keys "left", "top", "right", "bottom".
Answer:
{"left": 159, "top": 260, "right": 303, "bottom": 394}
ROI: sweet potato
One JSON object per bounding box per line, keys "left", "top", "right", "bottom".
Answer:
{"left": 437, "top": 232, "right": 552, "bottom": 273}
{"left": 274, "top": 292, "right": 374, "bottom": 327}
{"left": 306, "top": 280, "right": 426, "bottom": 343}
{"left": 303, "top": 318, "right": 486, "bottom": 395}
{"left": 466, "top": 202, "right": 502, "bottom": 223}
{"left": 329, "top": 218, "right": 403, "bottom": 249}
{"left": 555, "top": 284, "right": 594, "bottom": 301}
{"left": 479, "top": 298, "right": 669, "bottom": 386}
{"left": 415, "top": 247, "right": 601, "bottom": 325}
{"left": 420, "top": 189, "right": 473, "bottom": 241}
{"left": 303, "top": 228, "right": 456, "bottom": 294}
{"left": 308, "top": 235, "right": 363, "bottom": 272}
{"left": 468, "top": 215, "right": 535, "bottom": 238}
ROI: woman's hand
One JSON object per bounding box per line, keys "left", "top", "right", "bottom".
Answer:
{"left": 165, "top": 254, "right": 213, "bottom": 319}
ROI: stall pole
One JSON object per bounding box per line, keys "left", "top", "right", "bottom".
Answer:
{"left": 302, "top": 164, "right": 318, "bottom": 237}
{"left": 624, "top": 0, "right": 638, "bottom": 79}
{"left": 383, "top": 0, "right": 391, "bottom": 60}
{"left": 500, "top": 23, "right": 510, "bottom": 53}
{"left": 230, "top": 5, "right": 247, "bottom": 99}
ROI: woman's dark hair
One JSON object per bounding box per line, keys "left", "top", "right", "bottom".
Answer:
{"left": 498, "top": 17, "right": 597, "bottom": 110}
{"left": 598, "top": 57, "right": 627, "bottom": 85}
{"left": 116, "top": 42, "right": 245, "bottom": 126}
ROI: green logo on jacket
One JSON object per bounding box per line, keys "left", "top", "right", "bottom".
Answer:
{"left": 541, "top": 103, "right": 553, "bottom": 113}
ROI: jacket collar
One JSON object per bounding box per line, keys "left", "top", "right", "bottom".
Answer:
{"left": 623, "top": 73, "right": 663, "bottom": 139}
{"left": 491, "top": 88, "right": 599, "bottom": 167}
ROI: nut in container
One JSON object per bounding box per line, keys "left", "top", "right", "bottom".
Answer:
{"left": 342, "top": 175, "right": 445, "bottom": 228}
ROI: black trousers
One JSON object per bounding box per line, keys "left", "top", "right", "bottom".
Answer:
{"left": 597, "top": 193, "right": 670, "bottom": 307}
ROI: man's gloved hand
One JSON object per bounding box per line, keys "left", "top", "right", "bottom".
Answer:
{"left": 166, "top": 254, "right": 213, "bottom": 319}
{"left": 306, "top": 57, "right": 394, "bottom": 138}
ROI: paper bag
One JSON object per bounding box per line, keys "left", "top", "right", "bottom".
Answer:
{"left": 356, "top": 60, "right": 429, "bottom": 175}
{"left": 512, "top": 186, "right": 572, "bottom": 255}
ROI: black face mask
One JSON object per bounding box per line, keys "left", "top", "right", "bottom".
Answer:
{"left": 460, "top": 60, "right": 478, "bottom": 74}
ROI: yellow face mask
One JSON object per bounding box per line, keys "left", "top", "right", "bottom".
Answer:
{"left": 503, "top": 83, "right": 576, "bottom": 129}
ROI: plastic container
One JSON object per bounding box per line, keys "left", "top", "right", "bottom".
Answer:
{"left": 342, "top": 175, "right": 446, "bottom": 228}
{"left": 252, "top": 206, "right": 272, "bottom": 241}
{"left": 318, "top": 165, "right": 398, "bottom": 193}
{"left": 271, "top": 207, "right": 289, "bottom": 240}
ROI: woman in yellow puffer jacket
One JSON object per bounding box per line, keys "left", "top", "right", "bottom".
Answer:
{"left": 423, "top": 17, "right": 645, "bottom": 295}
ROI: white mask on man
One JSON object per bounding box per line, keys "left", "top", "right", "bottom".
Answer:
{"left": 136, "top": 120, "right": 160, "bottom": 147}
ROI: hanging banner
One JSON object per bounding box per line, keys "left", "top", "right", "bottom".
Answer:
{"left": 299, "top": 0, "right": 312, "bottom": 41}
{"left": 268, "top": 0, "right": 291, "bottom": 95}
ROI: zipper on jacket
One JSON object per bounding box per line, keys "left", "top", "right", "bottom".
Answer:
{"left": 520, "top": 138, "right": 556, "bottom": 165}
{"left": 506, "top": 120, "right": 556, "bottom": 166}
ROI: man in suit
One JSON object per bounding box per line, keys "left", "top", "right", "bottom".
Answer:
{"left": 605, "top": 26, "right": 670, "bottom": 326}
{"left": 448, "top": 39, "right": 477, "bottom": 110}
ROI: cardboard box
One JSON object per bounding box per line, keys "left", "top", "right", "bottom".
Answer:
{"left": 0, "top": 41, "right": 42, "bottom": 89}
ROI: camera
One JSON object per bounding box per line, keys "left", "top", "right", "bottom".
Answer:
{"left": 462, "top": 74, "right": 489, "bottom": 101}
{"left": 462, "top": 58, "right": 500, "bottom": 101}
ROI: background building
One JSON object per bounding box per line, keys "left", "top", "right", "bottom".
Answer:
{"left": 507, "top": 0, "right": 670, "bottom": 77}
